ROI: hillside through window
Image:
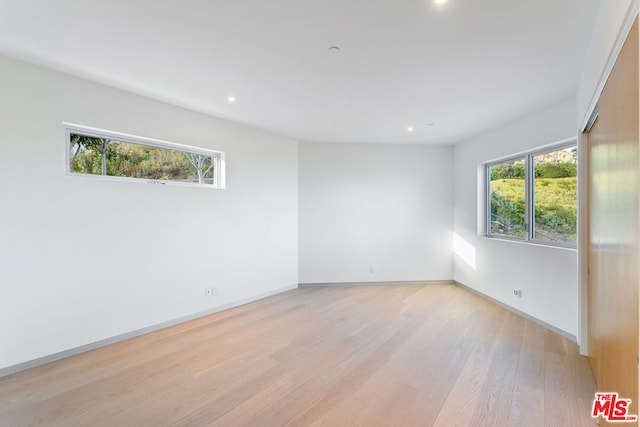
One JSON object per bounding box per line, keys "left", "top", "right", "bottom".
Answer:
{"left": 488, "top": 158, "right": 527, "bottom": 238}
{"left": 486, "top": 143, "right": 577, "bottom": 246}
{"left": 66, "top": 125, "right": 224, "bottom": 188}
{"left": 532, "top": 148, "right": 577, "bottom": 243}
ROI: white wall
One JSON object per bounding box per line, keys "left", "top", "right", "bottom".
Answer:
{"left": 3, "top": 16, "right": 610, "bottom": 370}
{"left": 453, "top": 97, "right": 579, "bottom": 337}
{"left": 0, "top": 55, "right": 299, "bottom": 371}
{"left": 299, "top": 142, "right": 453, "bottom": 284}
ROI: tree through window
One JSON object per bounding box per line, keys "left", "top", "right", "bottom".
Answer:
{"left": 67, "top": 125, "right": 224, "bottom": 188}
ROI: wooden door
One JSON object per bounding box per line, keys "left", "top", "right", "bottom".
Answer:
{"left": 588, "top": 18, "right": 639, "bottom": 424}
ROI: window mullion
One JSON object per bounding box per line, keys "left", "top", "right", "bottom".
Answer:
{"left": 485, "top": 141, "right": 577, "bottom": 247}
{"left": 486, "top": 165, "right": 492, "bottom": 236}
{"left": 526, "top": 154, "right": 533, "bottom": 241}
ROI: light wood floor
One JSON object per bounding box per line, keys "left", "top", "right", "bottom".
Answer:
{"left": 0, "top": 283, "right": 596, "bottom": 426}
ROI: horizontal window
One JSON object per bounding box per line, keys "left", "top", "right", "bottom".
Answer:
{"left": 486, "top": 142, "right": 577, "bottom": 247}
{"left": 66, "top": 124, "right": 225, "bottom": 188}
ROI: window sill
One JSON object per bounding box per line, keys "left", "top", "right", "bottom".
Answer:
{"left": 482, "top": 235, "right": 577, "bottom": 251}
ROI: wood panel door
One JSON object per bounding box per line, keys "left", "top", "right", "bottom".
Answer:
{"left": 588, "top": 18, "right": 639, "bottom": 424}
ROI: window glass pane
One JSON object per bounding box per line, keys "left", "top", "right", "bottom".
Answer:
{"left": 532, "top": 147, "right": 577, "bottom": 243}
{"left": 488, "top": 158, "right": 526, "bottom": 238}
{"left": 69, "top": 133, "right": 216, "bottom": 185}
{"left": 69, "top": 133, "right": 104, "bottom": 175}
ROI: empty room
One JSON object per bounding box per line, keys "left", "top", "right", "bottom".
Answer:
{"left": 1, "top": 0, "right": 639, "bottom": 426}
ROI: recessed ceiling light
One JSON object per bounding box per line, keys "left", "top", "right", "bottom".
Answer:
{"left": 328, "top": 46, "right": 341, "bottom": 54}
{"left": 407, "top": 126, "right": 414, "bottom": 132}
{"left": 227, "top": 96, "right": 236, "bottom": 103}
{"left": 434, "top": 0, "right": 447, "bottom": 4}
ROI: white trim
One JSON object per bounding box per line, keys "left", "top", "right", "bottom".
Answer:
{"left": 65, "top": 122, "right": 220, "bottom": 156}
{"left": 454, "top": 281, "right": 577, "bottom": 342}
{"left": 482, "top": 137, "right": 577, "bottom": 165}
{"left": 0, "top": 284, "right": 297, "bottom": 379}
{"left": 579, "top": 3, "right": 639, "bottom": 132}
{"left": 484, "top": 139, "right": 578, "bottom": 248}
{"left": 1, "top": 280, "right": 577, "bottom": 378}
{"left": 64, "top": 122, "right": 226, "bottom": 189}
{"left": 577, "top": 132, "right": 589, "bottom": 354}
{"left": 298, "top": 280, "right": 453, "bottom": 287}
{"left": 480, "top": 235, "right": 577, "bottom": 251}
{"left": 302, "top": 281, "right": 577, "bottom": 342}
{"left": 485, "top": 156, "right": 527, "bottom": 241}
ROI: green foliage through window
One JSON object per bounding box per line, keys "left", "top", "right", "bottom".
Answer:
{"left": 489, "top": 159, "right": 526, "bottom": 238}
{"left": 487, "top": 145, "right": 577, "bottom": 245}
{"left": 532, "top": 149, "right": 577, "bottom": 243}
{"left": 68, "top": 131, "right": 220, "bottom": 186}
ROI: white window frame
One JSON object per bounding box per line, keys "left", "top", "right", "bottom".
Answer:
{"left": 486, "top": 154, "right": 529, "bottom": 242}
{"left": 485, "top": 139, "right": 577, "bottom": 249}
{"left": 64, "top": 123, "right": 225, "bottom": 189}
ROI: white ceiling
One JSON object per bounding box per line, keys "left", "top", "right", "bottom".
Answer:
{"left": 0, "top": 0, "right": 600, "bottom": 144}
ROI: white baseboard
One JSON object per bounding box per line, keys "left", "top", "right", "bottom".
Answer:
{"left": 298, "top": 279, "right": 454, "bottom": 287}
{"left": 2, "top": 280, "right": 577, "bottom": 378}
{"left": 453, "top": 280, "right": 577, "bottom": 343}
{"left": 0, "top": 284, "right": 298, "bottom": 379}
{"left": 300, "top": 279, "right": 576, "bottom": 343}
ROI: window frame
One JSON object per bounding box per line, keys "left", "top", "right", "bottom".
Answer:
{"left": 485, "top": 140, "right": 577, "bottom": 249}
{"left": 485, "top": 154, "right": 529, "bottom": 242}
{"left": 64, "top": 123, "right": 225, "bottom": 189}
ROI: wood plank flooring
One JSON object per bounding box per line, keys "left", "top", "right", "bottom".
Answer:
{"left": 0, "top": 283, "right": 596, "bottom": 426}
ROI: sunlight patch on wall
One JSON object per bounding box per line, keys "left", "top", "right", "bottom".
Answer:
{"left": 453, "top": 232, "right": 477, "bottom": 270}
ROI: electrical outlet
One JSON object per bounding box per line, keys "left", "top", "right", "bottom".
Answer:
{"left": 370, "top": 266, "right": 375, "bottom": 273}
{"left": 205, "top": 287, "right": 213, "bottom": 297}
{"left": 513, "top": 289, "right": 522, "bottom": 297}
